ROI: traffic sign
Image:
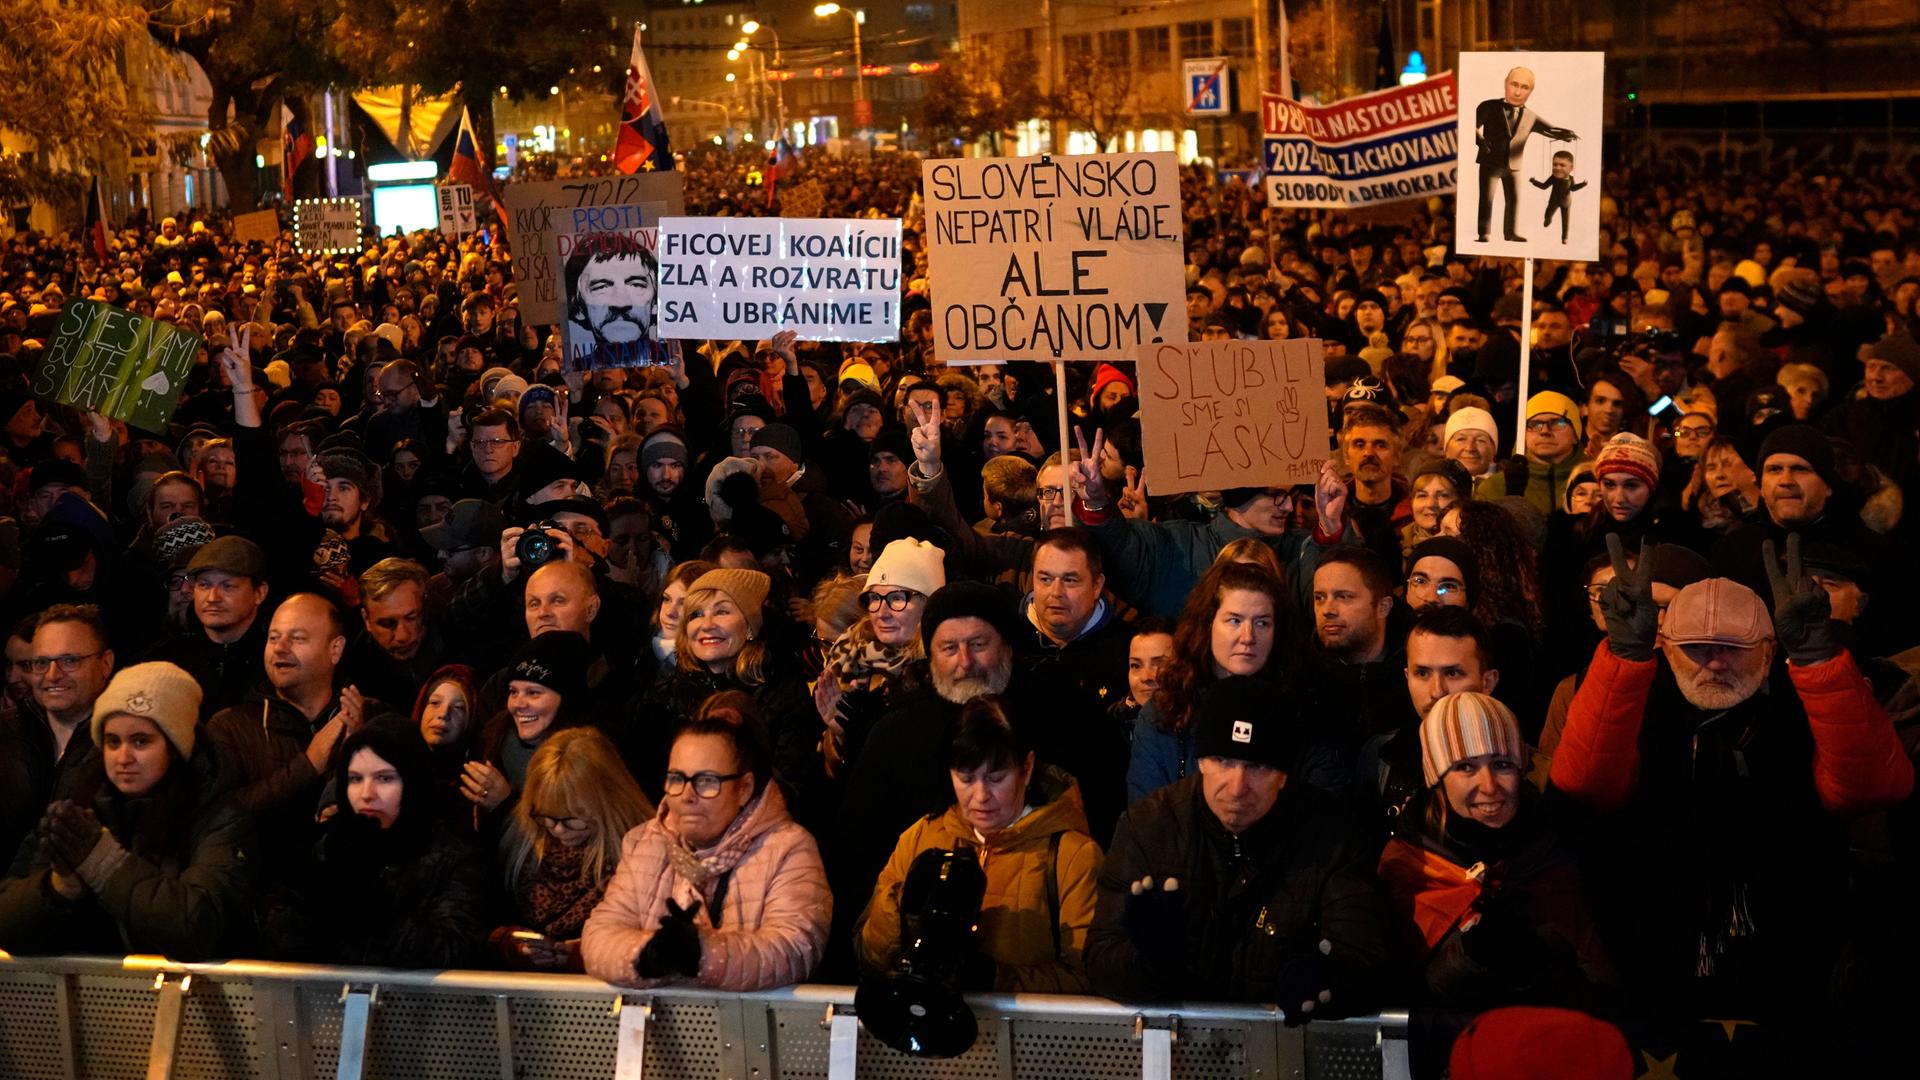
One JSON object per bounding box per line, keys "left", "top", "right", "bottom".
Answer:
{"left": 1184, "top": 58, "right": 1232, "bottom": 116}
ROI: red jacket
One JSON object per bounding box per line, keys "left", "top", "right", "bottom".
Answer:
{"left": 1550, "top": 640, "right": 1913, "bottom": 817}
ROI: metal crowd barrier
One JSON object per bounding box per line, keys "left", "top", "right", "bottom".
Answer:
{"left": 0, "top": 954, "right": 1410, "bottom": 1080}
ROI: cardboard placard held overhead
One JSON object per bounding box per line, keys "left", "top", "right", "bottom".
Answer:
{"left": 778, "top": 179, "right": 825, "bottom": 219}
{"left": 501, "top": 173, "right": 686, "bottom": 324}
{"left": 1136, "top": 337, "right": 1330, "bottom": 496}
{"left": 922, "top": 152, "right": 1187, "bottom": 362}
{"left": 231, "top": 209, "right": 280, "bottom": 244}
{"left": 437, "top": 184, "right": 476, "bottom": 237}
{"left": 1453, "top": 51, "right": 1605, "bottom": 261}
{"left": 31, "top": 300, "right": 203, "bottom": 432}
{"left": 657, "top": 217, "right": 902, "bottom": 342}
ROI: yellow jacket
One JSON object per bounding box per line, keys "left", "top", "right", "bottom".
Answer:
{"left": 855, "top": 769, "right": 1103, "bottom": 993}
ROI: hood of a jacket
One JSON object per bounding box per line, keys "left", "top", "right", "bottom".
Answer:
{"left": 938, "top": 764, "right": 1090, "bottom": 853}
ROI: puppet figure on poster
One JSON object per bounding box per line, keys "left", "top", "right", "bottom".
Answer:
{"left": 1453, "top": 51, "right": 1604, "bottom": 262}
{"left": 559, "top": 226, "right": 680, "bottom": 371}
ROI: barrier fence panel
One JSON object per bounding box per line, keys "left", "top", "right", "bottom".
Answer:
{"left": 0, "top": 956, "right": 1408, "bottom": 1080}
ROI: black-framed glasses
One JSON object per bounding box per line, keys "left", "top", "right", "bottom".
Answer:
{"left": 1675, "top": 423, "right": 1715, "bottom": 438}
{"left": 1036, "top": 486, "right": 1065, "bottom": 502}
{"left": 862, "top": 589, "right": 921, "bottom": 612}
{"left": 663, "top": 770, "right": 745, "bottom": 798}
{"left": 28, "top": 651, "right": 105, "bottom": 674}
{"left": 531, "top": 813, "right": 588, "bottom": 831}
{"left": 470, "top": 437, "right": 514, "bottom": 450}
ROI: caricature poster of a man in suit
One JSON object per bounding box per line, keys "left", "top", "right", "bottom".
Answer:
{"left": 1473, "top": 67, "right": 1578, "bottom": 243}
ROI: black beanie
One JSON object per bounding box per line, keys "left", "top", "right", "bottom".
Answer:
{"left": 1192, "top": 676, "right": 1305, "bottom": 772}
{"left": 506, "top": 630, "right": 592, "bottom": 704}
{"left": 1756, "top": 424, "right": 1839, "bottom": 492}
{"left": 1408, "top": 536, "right": 1479, "bottom": 598}
{"left": 921, "top": 580, "right": 1022, "bottom": 652}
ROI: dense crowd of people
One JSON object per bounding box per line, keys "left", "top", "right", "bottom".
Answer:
{"left": 2, "top": 151, "right": 1919, "bottom": 1070}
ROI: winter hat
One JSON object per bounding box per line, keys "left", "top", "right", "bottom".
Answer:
{"left": 491, "top": 374, "right": 530, "bottom": 403}
{"left": 1420, "top": 691, "right": 1525, "bottom": 787}
{"left": 921, "top": 580, "right": 1021, "bottom": 651}
{"left": 1448, "top": 1006, "right": 1632, "bottom": 1080}
{"left": 689, "top": 568, "right": 772, "bottom": 637}
{"left": 840, "top": 388, "right": 886, "bottom": 422}
{"left": 1732, "top": 259, "right": 1767, "bottom": 288}
{"left": 1562, "top": 462, "right": 1597, "bottom": 512}
{"left": 641, "top": 428, "right": 690, "bottom": 470}
{"left": 1090, "top": 363, "right": 1135, "bottom": 403}
{"left": 1413, "top": 457, "right": 1474, "bottom": 500}
{"left": 1774, "top": 276, "right": 1824, "bottom": 316}
{"left": 1524, "top": 391, "right": 1583, "bottom": 440}
{"left": 506, "top": 630, "right": 592, "bottom": 704}
{"left": 1663, "top": 578, "right": 1772, "bottom": 648}
{"left": 92, "top": 662, "right": 203, "bottom": 759}
{"left": 153, "top": 516, "right": 217, "bottom": 569}
{"left": 1408, "top": 536, "right": 1479, "bottom": 599}
{"left": 868, "top": 424, "right": 913, "bottom": 463}
{"left": 750, "top": 423, "right": 805, "bottom": 466}
{"left": 1431, "top": 374, "right": 1466, "bottom": 396}
{"left": 1646, "top": 543, "right": 1712, "bottom": 589}
{"left": 1193, "top": 676, "right": 1304, "bottom": 772}
{"left": 372, "top": 322, "right": 404, "bottom": 351}
{"left": 518, "top": 384, "right": 559, "bottom": 419}
{"left": 186, "top": 534, "right": 267, "bottom": 581}
{"left": 262, "top": 359, "right": 293, "bottom": 390}
{"left": 28, "top": 458, "right": 87, "bottom": 494}
{"left": 1492, "top": 291, "right": 1525, "bottom": 324}
{"left": 1592, "top": 432, "right": 1661, "bottom": 490}
{"left": 1866, "top": 332, "right": 1920, "bottom": 384}
{"left": 1756, "top": 424, "right": 1839, "bottom": 491}
{"left": 316, "top": 447, "right": 382, "bottom": 508}
{"left": 867, "top": 538, "right": 947, "bottom": 598}
{"left": 1443, "top": 406, "right": 1500, "bottom": 448}
{"left": 516, "top": 441, "right": 587, "bottom": 500}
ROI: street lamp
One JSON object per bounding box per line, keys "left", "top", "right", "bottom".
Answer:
{"left": 814, "top": 3, "right": 865, "bottom": 133}
{"left": 741, "top": 19, "right": 785, "bottom": 140}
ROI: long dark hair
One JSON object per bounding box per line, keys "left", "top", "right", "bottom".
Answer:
{"left": 1151, "top": 561, "right": 1306, "bottom": 734}
{"left": 74, "top": 735, "right": 201, "bottom": 862}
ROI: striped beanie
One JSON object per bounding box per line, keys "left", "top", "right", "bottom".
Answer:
{"left": 1592, "top": 432, "right": 1660, "bottom": 490}
{"left": 1420, "top": 692, "right": 1526, "bottom": 787}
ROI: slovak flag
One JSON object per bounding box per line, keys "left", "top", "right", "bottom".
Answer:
{"left": 614, "top": 25, "right": 674, "bottom": 174}
{"left": 281, "top": 102, "right": 314, "bottom": 203}
{"left": 766, "top": 135, "right": 799, "bottom": 206}
{"left": 447, "top": 107, "right": 488, "bottom": 190}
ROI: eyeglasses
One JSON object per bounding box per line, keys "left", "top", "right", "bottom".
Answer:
{"left": 663, "top": 770, "right": 745, "bottom": 798}
{"left": 471, "top": 438, "right": 514, "bottom": 451}
{"left": 371, "top": 381, "right": 414, "bottom": 402}
{"left": 1407, "top": 574, "right": 1462, "bottom": 597}
{"left": 1525, "top": 417, "right": 1572, "bottom": 433}
{"left": 28, "top": 651, "right": 105, "bottom": 675}
{"left": 1675, "top": 424, "right": 1715, "bottom": 438}
{"left": 862, "top": 589, "right": 921, "bottom": 612}
{"left": 1037, "top": 486, "right": 1065, "bottom": 502}
{"left": 531, "top": 813, "right": 589, "bottom": 831}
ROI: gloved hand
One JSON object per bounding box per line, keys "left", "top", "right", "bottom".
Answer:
{"left": 1274, "top": 939, "right": 1334, "bottom": 1027}
{"left": 1460, "top": 890, "right": 1538, "bottom": 974}
{"left": 1599, "top": 534, "right": 1659, "bottom": 661}
{"left": 1763, "top": 534, "right": 1839, "bottom": 664}
{"left": 40, "top": 801, "right": 104, "bottom": 877}
{"left": 636, "top": 898, "right": 705, "bottom": 979}
{"left": 1121, "top": 875, "right": 1186, "bottom": 975}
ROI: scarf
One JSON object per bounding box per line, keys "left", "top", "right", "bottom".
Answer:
{"left": 823, "top": 628, "right": 916, "bottom": 693}
{"left": 662, "top": 786, "right": 773, "bottom": 893}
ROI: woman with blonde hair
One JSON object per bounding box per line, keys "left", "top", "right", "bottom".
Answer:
{"left": 492, "top": 728, "right": 655, "bottom": 971}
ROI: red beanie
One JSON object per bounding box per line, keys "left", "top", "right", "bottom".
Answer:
{"left": 1090, "top": 362, "right": 1135, "bottom": 404}
{"left": 1449, "top": 1007, "right": 1632, "bottom": 1080}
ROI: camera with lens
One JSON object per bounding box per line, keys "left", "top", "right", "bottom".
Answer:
{"left": 516, "top": 521, "right": 565, "bottom": 569}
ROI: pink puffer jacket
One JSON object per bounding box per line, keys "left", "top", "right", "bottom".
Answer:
{"left": 583, "top": 783, "right": 830, "bottom": 990}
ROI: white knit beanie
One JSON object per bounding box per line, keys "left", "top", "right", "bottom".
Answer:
{"left": 1420, "top": 691, "right": 1525, "bottom": 787}
{"left": 1443, "top": 406, "right": 1499, "bottom": 447}
{"left": 867, "top": 538, "right": 947, "bottom": 598}
{"left": 91, "top": 662, "right": 203, "bottom": 759}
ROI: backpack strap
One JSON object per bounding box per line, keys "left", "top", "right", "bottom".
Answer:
{"left": 1045, "top": 831, "right": 1064, "bottom": 961}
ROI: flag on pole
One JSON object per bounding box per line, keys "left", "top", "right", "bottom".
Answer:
{"left": 613, "top": 25, "right": 674, "bottom": 174}
{"left": 1275, "top": 0, "right": 1293, "bottom": 98}
{"left": 446, "top": 107, "right": 510, "bottom": 243}
{"left": 85, "top": 175, "right": 109, "bottom": 264}
{"left": 281, "top": 102, "right": 314, "bottom": 203}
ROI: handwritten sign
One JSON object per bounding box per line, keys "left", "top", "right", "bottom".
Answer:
{"left": 779, "top": 179, "right": 825, "bottom": 218}
{"left": 556, "top": 217, "right": 680, "bottom": 371}
{"left": 292, "top": 198, "right": 362, "bottom": 255}
{"left": 657, "top": 217, "right": 901, "bottom": 342}
{"left": 231, "top": 209, "right": 279, "bottom": 244}
{"left": 1136, "top": 338, "right": 1329, "bottom": 495}
{"left": 501, "top": 174, "right": 685, "bottom": 324}
{"left": 921, "top": 152, "right": 1186, "bottom": 362}
{"left": 32, "top": 300, "right": 203, "bottom": 432}
{"left": 1262, "top": 75, "right": 1460, "bottom": 209}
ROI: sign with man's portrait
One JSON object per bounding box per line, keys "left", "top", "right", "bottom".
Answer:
{"left": 1452, "top": 52, "right": 1604, "bottom": 262}
{"left": 558, "top": 224, "right": 677, "bottom": 370}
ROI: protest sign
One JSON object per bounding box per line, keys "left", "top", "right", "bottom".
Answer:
{"left": 1135, "top": 337, "right": 1329, "bottom": 496}
{"left": 437, "top": 184, "right": 476, "bottom": 237}
{"left": 1453, "top": 52, "right": 1604, "bottom": 261}
{"left": 31, "top": 300, "right": 202, "bottom": 432}
{"left": 1262, "top": 75, "right": 1459, "bottom": 209}
{"left": 555, "top": 217, "right": 681, "bottom": 371}
{"left": 779, "top": 179, "right": 825, "bottom": 218}
{"left": 922, "top": 152, "right": 1186, "bottom": 363}
{"left": 657, "top": 217, "right": 901, "bottom": 342}
{"left": 502, "top": 173, "right": 685, "bottom": 324}
{"left": 231, "top": 209, "right": 279, "bottom": 244}
{"left": 292, "top": 198, "right": 363, "bottom": 255}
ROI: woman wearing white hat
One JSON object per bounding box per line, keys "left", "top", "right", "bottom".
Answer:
{"left": 0, "top": 662, "right": 252, "bottom": 959}
{"left": 814, "top": 538, "right": 946, "bottom": 777}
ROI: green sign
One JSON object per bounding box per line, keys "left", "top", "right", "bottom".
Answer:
{"left": 31, "top": 300, "right": 203, "bottom": 432}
